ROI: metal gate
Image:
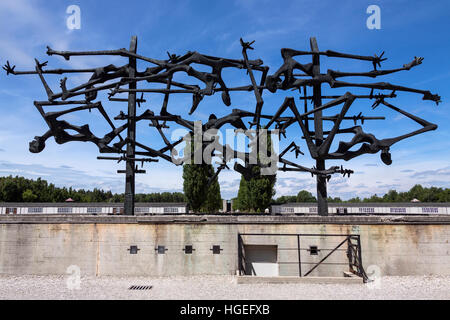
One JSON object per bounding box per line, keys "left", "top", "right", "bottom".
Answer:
{"left": 238, "top": 233, "right": 368, "bottom": 282}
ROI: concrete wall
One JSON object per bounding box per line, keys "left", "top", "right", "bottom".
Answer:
{"left": 239, "top": 223, "right": 450, "bottom": 277}
{"left": 0, "top": 216, "right": 448, "bottom": 277}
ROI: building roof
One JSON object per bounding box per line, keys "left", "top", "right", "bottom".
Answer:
{"left": 275, "top": 202, "right": 450, "bottom": 207}
{"left": 0, "top": 202, "right": 187, "bottom": 207}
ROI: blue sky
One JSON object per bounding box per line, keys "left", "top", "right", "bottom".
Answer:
{"left": 0, "top": 0, "right": 449, "bottom": 200}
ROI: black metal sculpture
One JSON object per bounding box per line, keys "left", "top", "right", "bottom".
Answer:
{"left": 3, "top": 36, "right": 440, "bottom": 215}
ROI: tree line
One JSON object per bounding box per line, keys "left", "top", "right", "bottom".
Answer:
{"left": 1, "top": 175, "right": 448, "bottom": 211}
{"left": 0, "top": 176, "right": 186, "bottom": 203}
{"left": 271, "top": 184, "right": 450, "bottom": 204}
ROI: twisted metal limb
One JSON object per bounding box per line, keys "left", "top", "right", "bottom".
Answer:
{"left": 3, "top": 36, "right": 441, "bottom": 216}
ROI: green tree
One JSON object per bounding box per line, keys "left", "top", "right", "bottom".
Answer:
{"left": 363, "top": 193, "right": 383, "bottom": 202}
{"left": 0, "top": 175, "right": 192, "bottom": 204}
{"left": 181, "top": 132, "right": 222, "bottom": 213}
{"left": 234, "top": 131, "right": 277, "bottom": 212}
{"left": 200, "top": 167, "right": 222, "bottom": 213}
{"left": 327, "top": 196, "right": 343, "bottom": 203}
{"left": 0, "top": 177, "right": 20, "bottom": 202}
{"left": 273, "top": 195, "right": 297, "bottom": 204}
{"left": 348, "top": 196, "right": 362, "bottom": 203}
{"left": 408, "top": 184, "right": 424, "bottom": 201}
{"left": 235, "top": 165, "right": 276, "bottom": 212}
{"left": 3, "top": 174, "right": 447, "bottom": 205}
{"left": 234, "top": 177, "right": 250, "bottom": 211}
{"left": 183, "top": 163, "right": 222, "bottom": 212}
{"left": 296, "top": 190, "right": 316, "bottom": 202}
{"left": 382, "top": 190, "right": 398, "bottom": 202}
{"left": 22, "top": 189, "right": 37, "bottom": 202}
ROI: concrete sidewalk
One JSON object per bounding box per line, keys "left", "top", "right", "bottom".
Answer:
{"left": 0, "top": 275, "right": 448, "bottom": 300}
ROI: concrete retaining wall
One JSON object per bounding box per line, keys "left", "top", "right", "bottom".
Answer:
{"left": 0, "top": 215, "right": 448, "bottom": 277}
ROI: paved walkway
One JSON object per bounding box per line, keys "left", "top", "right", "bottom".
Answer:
{"left": 0, "top": 275, "right": 448, "bottom": 300}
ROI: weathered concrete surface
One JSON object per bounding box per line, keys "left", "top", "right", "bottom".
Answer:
{"left": 1, "top": 214, "right": 449, "bottom": 224}
{"left": 1, "top": 275, "right": 449, "bottom": 300}
{"left": 0, "top": 215, "right": 448, "bottom": 277}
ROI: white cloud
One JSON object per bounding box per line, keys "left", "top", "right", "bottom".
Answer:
{"left": 0, "top": 0, "right": 447, "bottom": 204}
{"left": 0, "top": 160, "right": 184, "bottom": 194}
{"left": 0, "top": 0, "right": 72, "bottom": 67}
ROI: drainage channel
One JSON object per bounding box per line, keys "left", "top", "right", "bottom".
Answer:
{"left": 129, "top": 285, "right": 153, "bottom": 290}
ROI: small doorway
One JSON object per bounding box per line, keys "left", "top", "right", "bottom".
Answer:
{"left": 226, "top": 200, "right": 232, "bottom": 212}
{"left": 243, "top": 245, "right": 278, "bottom": 276}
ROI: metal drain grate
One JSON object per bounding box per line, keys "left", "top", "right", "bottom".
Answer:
{"left": 129, "top": 285, "right": 153, "bottom": 290}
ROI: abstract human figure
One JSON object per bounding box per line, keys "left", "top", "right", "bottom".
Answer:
{"left": 4, "top": 36, "right": 440, "bottom": 215}
{"left": 261, "top": 38, "right": 439, "bottom": 214}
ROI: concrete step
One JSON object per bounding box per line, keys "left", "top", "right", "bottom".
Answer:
{"left": 343, "top": 271, "right": 358, "bottom": 278}
{"left": 237, "top": 276, "right": 363, "bottom": 284}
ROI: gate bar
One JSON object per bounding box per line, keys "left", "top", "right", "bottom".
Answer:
{"left": 297, "top": 234, "right": 301, "bottom": 276}
{"left": 303, "top": 236, "right": 350, "bottom": 277}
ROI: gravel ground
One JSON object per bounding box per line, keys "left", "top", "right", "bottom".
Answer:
{"left": 0, "top": 275, "right": 449, "bottom": 300}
